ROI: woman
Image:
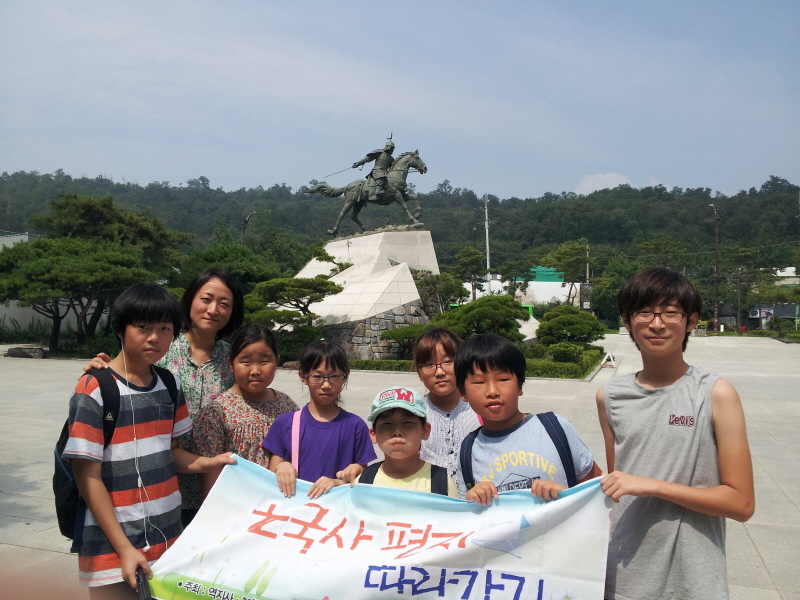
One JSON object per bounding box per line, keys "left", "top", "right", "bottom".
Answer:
{"left": 163, "top": 268, "right": 244, "bottom": 524}
{"left": 86, "top": 268, "right": 244, "bottom": 525}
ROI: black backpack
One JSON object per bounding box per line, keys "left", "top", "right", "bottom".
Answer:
{"left": 53, "top": 366, "right": 178, "bottom": 551}
{"left": 359, "top": 461, "right": 450, "bottom": 496}
{"left": 459, "top": 412, "right": 578, "bottom": 490}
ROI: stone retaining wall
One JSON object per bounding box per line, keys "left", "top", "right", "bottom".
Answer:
{"left": 325, "top": 300, "right": 429, "bottom": 360}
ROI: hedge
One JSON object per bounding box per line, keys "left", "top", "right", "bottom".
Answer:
{"left": 350, "top": 349, "right": 604, "bottom": 379}
{"left": 350, "top": 359, "right": 414, "bottom": 372}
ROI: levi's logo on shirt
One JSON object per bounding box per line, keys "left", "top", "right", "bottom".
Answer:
{"left": 668, "top": 414, "right": 695, "bottom": 427}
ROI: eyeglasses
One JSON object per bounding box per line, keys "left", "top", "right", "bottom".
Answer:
{"left": 631, "top": 310, "right": 687, "bottom": 324}
{"left": 418, "top": 360, "right": 454, "bottom": 375}
{"left": 306, "top": 374, "right": 346, "bottom": 385}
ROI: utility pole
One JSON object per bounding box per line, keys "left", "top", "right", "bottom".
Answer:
{"left": 483, "top": 194, "right": 491, "bottom": 272}
{"left": 710, "top": 204, "right": 720, "bottom": 333}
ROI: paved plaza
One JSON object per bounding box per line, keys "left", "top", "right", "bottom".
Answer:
{"left": 1, "top": 334, "right": 798, "bottom": 599}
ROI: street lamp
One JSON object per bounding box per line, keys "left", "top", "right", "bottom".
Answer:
{"left": 709, "top": 204, "right": 720, "bottom": 333}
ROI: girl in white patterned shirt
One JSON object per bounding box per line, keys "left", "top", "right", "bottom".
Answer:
{"left": 414, "top": 328, "right": 480, "bottom": 498}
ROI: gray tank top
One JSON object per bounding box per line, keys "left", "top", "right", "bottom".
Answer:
{"left": 603, "top": 366, "right": 727, "bottom": 600}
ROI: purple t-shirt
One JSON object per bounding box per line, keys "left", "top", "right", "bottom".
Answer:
{"left": 262, "top": 405, "right": 377, "bottom": 483}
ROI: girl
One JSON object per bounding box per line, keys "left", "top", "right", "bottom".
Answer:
{"left": 85, "top": 267, "right": 245, "bottom": 524}
{"left": 263, "top": 340, "right": 376, "bottom": 500}
{"left": 414, "top": 327, "right": 480, "bottom": 498}
{"left": 195, "top": 325, "right": 297, "bottom": 478}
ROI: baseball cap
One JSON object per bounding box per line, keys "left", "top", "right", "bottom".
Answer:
{"left": 368, "top": 386, "right": 426, "bottom": 423}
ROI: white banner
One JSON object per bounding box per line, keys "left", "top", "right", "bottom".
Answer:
{"left": 152, "top": 457, "right": 611, "bottom": 600}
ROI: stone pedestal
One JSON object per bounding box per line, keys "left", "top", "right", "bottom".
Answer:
{"left": 326, "top": 300, "right": 427, "bottom": 360}
{"left": 294, "top": 231, "right": 439, "bottom": 360}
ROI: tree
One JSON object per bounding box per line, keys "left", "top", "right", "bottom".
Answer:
{"left": 433, "top": 296, "right": 529, "bottom": 342}
{"left": 175, "top": 242, "right": 281, "bottom": 293}
{"left": 590, "top": 256, "right": 641, "bottom": 325}
{"left": 635, "top": 233, "right": 688, "bottom": 271}
{"left": 251, "top": 277, "right": 343, "bottom": 316}
{"left": 541, "top": 239, "right": 590, "bottom": 305}
{"left": 719, "top": 246, "right": 770, "bottom": 331}
{"left": 499, "top": 257, "right": 536, "bottom": 296}
{"left": 380, "top": 323, "right": 429, "bottom": 359}
{"left": 450, "top": 247, "right": 487, "bottom": 301}
{"left": 412, "top": 270, "right": 468, "bottom": 315}
{"left": 28, "top": 194, "right": 192, "bottom": 337}
{"left": 29, "top": 194, "right": 192, "bottom": 277}
{"left": 0, "top": 238, "right": 155, "bottom": 351}
{"left": 535, "top": 305, "right": 605, "bottom": 346}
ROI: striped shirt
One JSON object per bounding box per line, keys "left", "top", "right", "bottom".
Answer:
{"left": 62, "top": 368, "right": 191, "bottom": 587}
{"left": 419, "top": 395, "right": 481, "bottom": 499}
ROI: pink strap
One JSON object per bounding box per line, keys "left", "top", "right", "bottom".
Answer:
{"left": 291, "top": 410, "right": 302, "bottom": 472}
{"left": 477, "top": 415, "right": 484, "bottom": 426}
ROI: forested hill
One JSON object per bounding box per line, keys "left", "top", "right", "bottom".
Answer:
{"left": 2, "top": 170, "right": 798, "bottom": 270}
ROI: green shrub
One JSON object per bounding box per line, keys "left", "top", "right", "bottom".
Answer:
{"left": 0, "top": 316, "right": 50, "bottom": 344}
{"left": 746, "top": 330, "right": 779, "bottom": 337}
{"left": 779, "top": 332, "right": 800, "bottom": 341}
{"left": 69, "top": 334, "right": 120, "bottom": 359}
{"left": 536, "top": 305, "right": 606, "bottom": 346}
{"left": 350, "top": 359, "right": 414, "bottom": 372}
{"left": 585, "top": 344, "right": 605, "bottom": 355}
{"left": 521, "top": 343, "right": 548, "bottom": 359}
{"left": 581, "top": 349, "right": 603, "bottom": 373}
{"left": 525, "top": 359, "right": 583, "bottom": 379}
{"left": 549, "top": 342, "right": 584, "bottom": 363}
{"left": 695, "top": 320, "right": 708, "bottom": 330}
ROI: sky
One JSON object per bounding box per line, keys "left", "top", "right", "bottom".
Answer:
{"left": 1, "top": 1, "right": 798, "bottom": 199}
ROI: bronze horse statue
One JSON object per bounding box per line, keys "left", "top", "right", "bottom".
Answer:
{"left": 304, "top": 151, "right": 427, "bottom": 236}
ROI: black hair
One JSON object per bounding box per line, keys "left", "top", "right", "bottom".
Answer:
{"left": 617, "top": 268, "right": 702, "bottom": 351}
{"left": 413, "top": 327, "right": 462, "bottom": 370}
{"left": 110, "top": 284, "right": 182, "bottom": 345}
{"left": 180, "top": 268, "right": 244, "bottom": 339}
{"left": 373, "top": 407, "right": 427, "bottom": 427}
{"left": 229, "top": 324, "right": 279, "bottom": 361}
{"left": 298, "top": 340, "right": 350, "bottom": 376}
{"left": 454, "top": 334, "right": 527, "bottom": 394}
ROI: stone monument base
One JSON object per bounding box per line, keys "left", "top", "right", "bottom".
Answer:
{"left": 325, "top": 300, "right": 428, "bottom": 360}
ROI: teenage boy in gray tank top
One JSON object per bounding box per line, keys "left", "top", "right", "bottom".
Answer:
{"left": 597, "top": 268, "right": 755, "bottom": 600}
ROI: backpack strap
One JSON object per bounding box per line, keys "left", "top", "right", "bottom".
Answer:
{"left": 358, "top": 461, "right": 383, "bottom": 484}
{"left": 291, "top": 410, "right": 302, "bottom": 472}
{"left": 536, "top": 412, "right": 577, "bottom": 488}
{"left": 430, "top": 464, "right": 448, "bottom": 496}
{"left": 153, "top": 365, "right": 179, "bottom": 407}
{"left": 459, "top": 426, "right": 481, "bottom": 490}
{"left": 87, "top": 368, "right": 120, "bottom": 449}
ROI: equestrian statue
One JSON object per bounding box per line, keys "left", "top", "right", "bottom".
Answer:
{"left": 303, "top": 138, "right": 427, "bottom": 236}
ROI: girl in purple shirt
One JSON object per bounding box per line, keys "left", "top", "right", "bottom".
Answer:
{"left": 264, "top": 341, "right": 376, "bottom": 499}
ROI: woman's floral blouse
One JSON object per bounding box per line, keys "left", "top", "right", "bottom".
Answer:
{"left": 158, "top": 333, "right": 234, "bottom": 509}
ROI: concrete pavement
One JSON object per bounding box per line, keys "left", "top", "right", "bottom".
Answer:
{"left": 1, "top": 334, "right": 798, "bottom": 599}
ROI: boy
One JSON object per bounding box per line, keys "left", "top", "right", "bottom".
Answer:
{"left": 358, "top": 386, "right": 459, "bottom": 498}
{"left": 456, "top": 334, "right": 602, "bottom": 505}
{"left": 414, "top": 328, "right": 480, "bottom": 498}
{"left": 597, "top": 268, "right": 754, "bottom": 600}
{"left": 62, "top": 284, "right": 235, "bottom": 598}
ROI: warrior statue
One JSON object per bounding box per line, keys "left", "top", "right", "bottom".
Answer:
{"left": 352, "top": 138, "right": 396, "bottom": 201}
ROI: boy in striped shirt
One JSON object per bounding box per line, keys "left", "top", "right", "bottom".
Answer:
{"left": 62, "top": 284, "right": 235, "bottom": 598}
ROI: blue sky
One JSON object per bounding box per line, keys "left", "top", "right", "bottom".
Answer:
{"left": 1, "top": 1, "right": 798, "bottom": 199}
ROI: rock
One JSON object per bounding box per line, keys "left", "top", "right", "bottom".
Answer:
{"left": 392, "top": 307, "right": 406, "bottom": 316}
{"left": 281, "top": 360, "right": 300, "bottom": 370}
{"left": 6, "top": 347, "right": 47, "bottom": 359}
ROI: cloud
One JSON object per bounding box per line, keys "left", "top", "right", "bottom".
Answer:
{"left": 574, "top": 172, "right": 632, "bottom": 195}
